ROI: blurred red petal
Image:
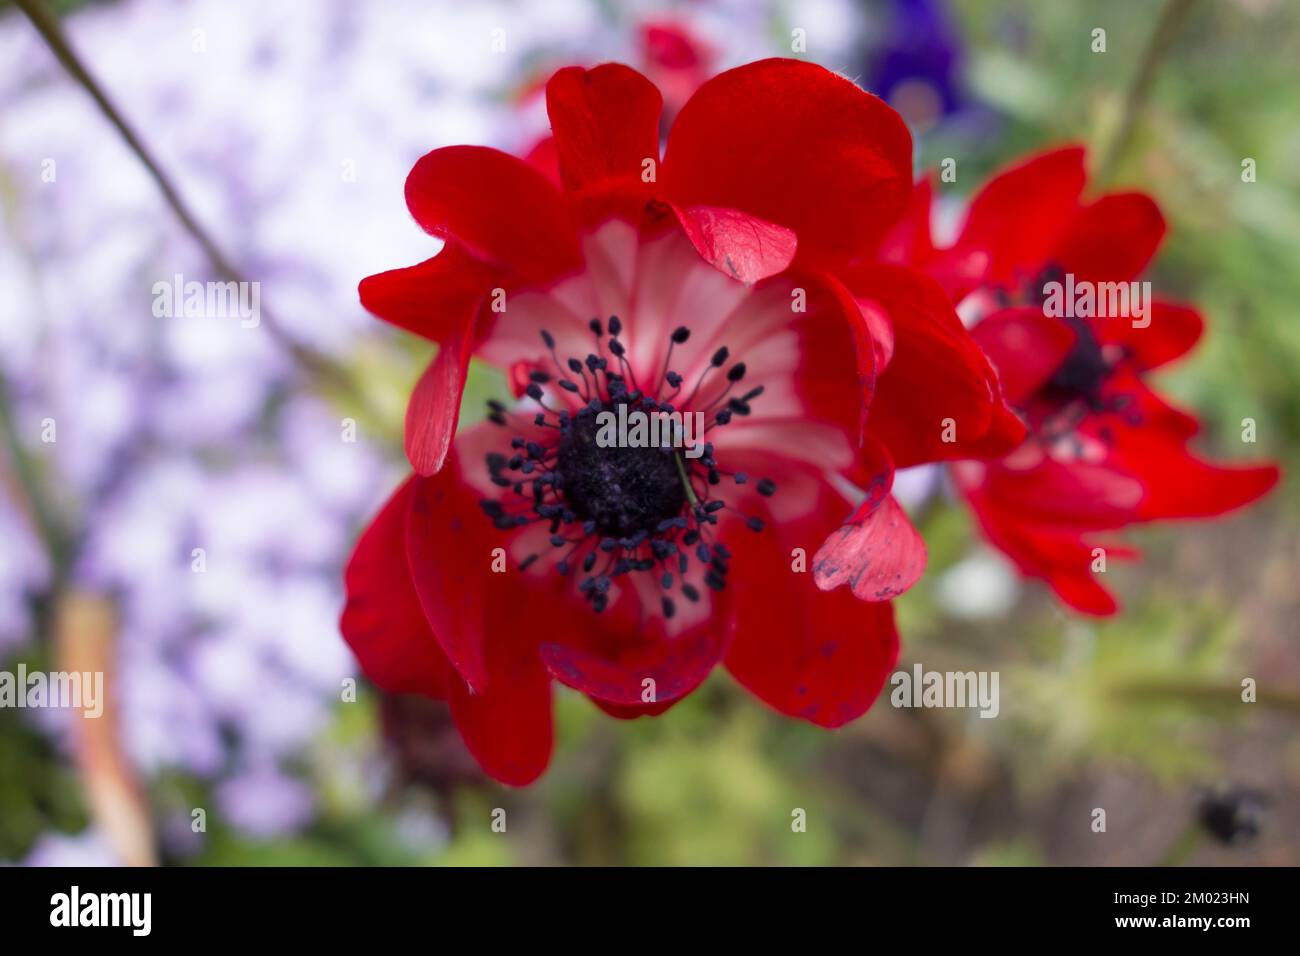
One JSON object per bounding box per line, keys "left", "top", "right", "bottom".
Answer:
{"left": 972, "top": 306, "right": 1076, "bottom": 405}
{"left": 955, "top": 145, "right": 1087, "bottom": 289}
{"left": 1056, "top": 192, "right": 1166, "bottom": 284}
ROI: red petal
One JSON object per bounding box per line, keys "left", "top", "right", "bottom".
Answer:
{"left": 806, "top": 272, "right": 878, "bottom": 445}
{"left": 953, "top": 400, "right": 1028, "bottom": 461}
{"left": 663, "top": 58, "right": 913, "bottom": 268}
{"left": 403, "top": 452, "right": 497, "bottom": 690}
{"left": 877, "top": 175, "right": 936, "bottom": 267}
{"left": 956, "top": 465, "right": 1127, "bottom": 617}
{"left": 1104, "top": 300, "right": 1203, "bottom": 370}
{"left": 642, "top": 21, "right": 712, "bottom": 72}
{"left": 545, "top": 64, "right": 662, "bottom": 223}
{"left": 1095, "top": 367, "right": 1200, "bottom": 441}
{"left": 1055, "top": 192, "right": 1165, "bottom": 284}
{"left": 670, "top": 203, "right": 798, "bottom": 283}
{"left": 978, "top": 456, "right": 1145, "bottom": 530}
{"left": 405, "top": 145, "right": 581, "bottom": 283}
{"left": 845, "top": 263, "right": 1012, "bottom": 466}
{"left": 358, "top": 242, "right": 496, "bottom": 343}
{"left": 340, "top": 478, "right": 457, "bottom": 698}
{"left": 954, "top": 145, "right": 1087, "bottom": 289}
{"left": 812, "top": 494, "right": 927, "bottom": 601}
{"left": 1116, "top": 433, "right": 1281, "bottom": 521}
{"left": 844, "top": 434, "right": 897, "bottom": 512}
{"left": 402, "top": 445, "right": 561, "bottom": 785}
{"left": 728, "top": 566, "right": 900, "bottom": 728}
{"left": 447, "top": 624, "right": 553, "bottom": 787}
{"left": 1139, "top": 457, "right": 1280, "bottom": 520}
{"left": 522, "top": 135, "right": 561, "bottom": 186}
{"left": 539, "top": 594, "right": 730, "bottom": 707}
{"left": 403, "top": 316, "right": 476, "bottom": 476}
{"left": 971, "top": 306, "right": 1076, "bottom": 405}
{"left": 591, "top": 696, "right": 679, "bottom": 720}
{"left": 725, "top": 470, "right": 900, "bottom": 727}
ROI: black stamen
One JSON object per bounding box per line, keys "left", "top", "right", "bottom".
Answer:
{"left": 476, "top": 318, "right": 774, "bottom": 618}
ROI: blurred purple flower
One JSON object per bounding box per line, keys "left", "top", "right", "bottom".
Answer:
{"left": 215, "top": 763, "right": 316, "bottom": 839}
{"left": 20, "top": 828, "right": 121, "bottom": 867}
{"left": 867, "top": 0, "right": 964, "bottom": 131}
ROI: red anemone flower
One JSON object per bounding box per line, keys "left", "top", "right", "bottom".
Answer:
{"left": 881, "top": 145, "right": 1280, "bottom": 615}
{"left": 342, "top": 59, "right": 1022, "bottom": 784}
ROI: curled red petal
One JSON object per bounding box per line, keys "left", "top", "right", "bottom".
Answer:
{"left": 670, "top": 203, "right": 798, "bottom": 283}
{"left": 812, "top": 494, "right": 927, "bottom": 602}
{"left": 403, "top": 316, "right": 476, "bottom": 476}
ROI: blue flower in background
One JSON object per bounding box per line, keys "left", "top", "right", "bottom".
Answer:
{"left": 868, "top": 0, "right": 964, "bottom": 131}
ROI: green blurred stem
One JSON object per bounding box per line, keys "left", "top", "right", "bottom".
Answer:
{"left": 1097, "top": 0, "right": 1197, "bottom": 183}
{"left": 1107, "top": 677, "right": 1300, "bottom": 716}
{"left": 13, "top": 0, "right": 367, "bottom": 406}
{"left": 0, "top": 376, "right": 69, "bottom": 579}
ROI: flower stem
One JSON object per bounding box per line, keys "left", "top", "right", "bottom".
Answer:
{"left": 0, "top": 373, "right": 69, "bottom": 577}
{"left": 13, "top": 0, "right": 369, "bottom": 407}
{"left": 1097, "top": 0, "right": 1196, "bottom": 184}
{"left": 1107, "top": 677, "right": 1300, "bottom": 716}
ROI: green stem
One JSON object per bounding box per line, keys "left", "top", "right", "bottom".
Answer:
{"left": 1107, "top": 677, "right": 1300, "bottom": 716}
{"left": 0, "top": 374, "right": 69, "bottom": 579}
{"left": 673, "top": 452, "right": 700, "bottom": 509}
{"left": 13, "top": 0, "right": 368, "bottom": 406}
{"left": 1097, "top": 0, "right": 1197, "bottom": 184}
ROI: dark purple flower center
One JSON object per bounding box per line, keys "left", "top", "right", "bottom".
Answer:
{"left": 556, "top": 404, "right": 686, "bottom": 539}
{"left": 998, "top": 263, "right": 1140, "bottom": 442}
{"left": 479, "top": 317, "right": 776, "bottom": 616}
{"left": 1039, "top": 314, "right": 1112, "bottom": 410}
